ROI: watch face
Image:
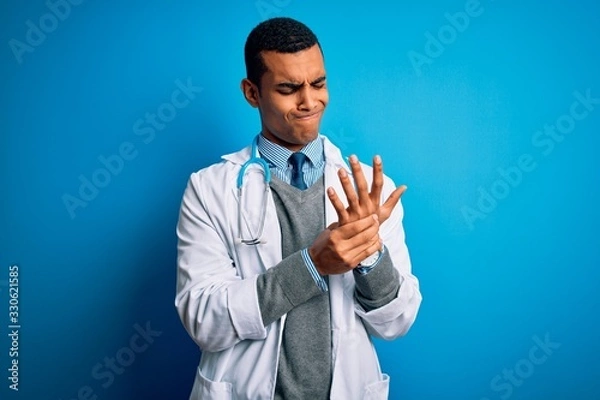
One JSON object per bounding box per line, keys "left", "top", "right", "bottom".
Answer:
{"left": 360, "top": 251, "right": 380, "bottom": 267}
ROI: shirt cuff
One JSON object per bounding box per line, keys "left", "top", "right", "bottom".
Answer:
{"left": 301, "top": 248, "right": 329, "bottom": 292}
{"left": 355, "top": 246, "right": 387, "bottom": 275}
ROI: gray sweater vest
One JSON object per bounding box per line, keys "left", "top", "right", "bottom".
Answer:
{"left": 258, "top": 176, "right": 331, "bottom": 399}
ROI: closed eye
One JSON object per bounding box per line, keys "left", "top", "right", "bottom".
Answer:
{"left": 311, "top": 77, "right": 327, "bottom": 87}
{"left": 276, "top": 83, "right": 301, "bottom": 95}
{"left": 276, "top": 76, "right": 326, "bottom": 94}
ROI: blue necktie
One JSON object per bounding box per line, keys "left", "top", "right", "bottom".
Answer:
{"left": 289, "top": 152, "right": 308, "bottom": 190}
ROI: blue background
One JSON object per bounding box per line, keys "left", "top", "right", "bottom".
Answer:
{"left": 1, "top": 0, "right": 599, "bottom": 399}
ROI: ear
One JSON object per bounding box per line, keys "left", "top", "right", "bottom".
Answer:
{"left": 241, "top": 78, "right": 260, "bottom": 108}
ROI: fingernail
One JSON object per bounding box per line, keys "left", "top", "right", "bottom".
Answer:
{"left": 327, "top": 187, "right": 334, "bottom": 195}
{"left": 374, "top": 155, "right": 381, "bottom": 164}
{"left": 339, "top": 169, "right": 347, "bottom": 178}
{"left": 349, "top": 155, "right": 357, "bottom": 163}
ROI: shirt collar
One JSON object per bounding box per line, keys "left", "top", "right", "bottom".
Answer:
{"left": 257, "top": 134, "right": 324, "bottom": 169}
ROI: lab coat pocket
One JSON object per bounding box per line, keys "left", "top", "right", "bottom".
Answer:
{"left": 190, "top": 367, "right": 233, "bottom": 400}
{"left": 363, "top": 373, "right": 390, "bottom": 400}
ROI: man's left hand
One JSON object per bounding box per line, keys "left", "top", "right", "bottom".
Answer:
{"left": 327, "top": 155, "right": 406, "bottom": 226}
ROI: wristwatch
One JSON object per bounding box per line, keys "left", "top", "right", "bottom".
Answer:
{"left": 359, "top": 249, "right": 382, "bottom": 267}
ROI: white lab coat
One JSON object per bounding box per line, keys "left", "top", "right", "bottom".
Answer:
{"left": 175, "top": 136, "right": 422, "bottom": 400}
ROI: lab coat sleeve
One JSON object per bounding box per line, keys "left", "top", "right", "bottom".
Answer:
{"left": 175, "top": 171, "right": 267, "bottom": 352}
{"left": 353, "top": 175, "right": 422, "bottom": 340}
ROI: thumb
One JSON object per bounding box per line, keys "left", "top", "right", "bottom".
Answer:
{"left": 327, "top": 222, "right": 340, "bottom": 230}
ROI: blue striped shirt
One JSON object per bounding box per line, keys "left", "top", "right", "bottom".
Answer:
{"left": 256, "top": 134, "right": 325, "bottom": 187}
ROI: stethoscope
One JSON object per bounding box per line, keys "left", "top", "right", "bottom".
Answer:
{"left": 236, "top": 135, "right": 271, "bottom": 245}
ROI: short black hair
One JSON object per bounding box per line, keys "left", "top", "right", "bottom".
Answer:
{"left": 244, "top": 17, "right": 321, "bottom": 90}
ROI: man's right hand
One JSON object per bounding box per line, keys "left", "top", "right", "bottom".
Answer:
{"left": 308, "top": 214, "right": 382, "bottom": 276}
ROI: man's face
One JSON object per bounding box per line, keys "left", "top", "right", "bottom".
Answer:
{"left": 243, "top": 44, "right": 329, "bottom": 151}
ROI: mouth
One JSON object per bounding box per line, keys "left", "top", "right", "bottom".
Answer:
{"left": 294, "top": 110, "right": 322, "bottom": 121}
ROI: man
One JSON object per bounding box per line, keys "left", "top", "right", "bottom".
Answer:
{"left": 175, "top": 17, "right": 421, "bottom": 400}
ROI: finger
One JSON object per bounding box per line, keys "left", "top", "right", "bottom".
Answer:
{"left": 351, "top": 220, "right": 380, "bottom": 248}
{"left": 327, "top": 187, "right": 349, "bottom": 225}
{"left": 330, "top": 217, "right": 380, "bottom": 267}
{"left": 379, "top": 185, "right": 407, "bottom": 221}
{"left": 370, "top": 155, "right": 384, "bottom": 205}
{"left": 335, "top": 213, "right": 379, "bottom": 240}
{"left": 335, "top": 226, "right": 379, "bottom": 267}
{"left": 348, "top": 155, "right": 370, "bottom": 207}
{"left": 338, "top": 168, "right": 359, "bottom": 212}
{"left": 347, "top": 234, "right": 382, "bottom": 268}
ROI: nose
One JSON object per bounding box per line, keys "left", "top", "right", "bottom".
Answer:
{"left": 298, "top": 85, "right": 317, "bottom": 111}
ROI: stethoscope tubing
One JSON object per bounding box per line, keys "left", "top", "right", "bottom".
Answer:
{"left": 236, "top": 135, "right": 271, "bottom": 245}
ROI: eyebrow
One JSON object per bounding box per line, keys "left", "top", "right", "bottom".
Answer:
{"left": 276, "top": 76, "right": 327, "bottom": 90}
